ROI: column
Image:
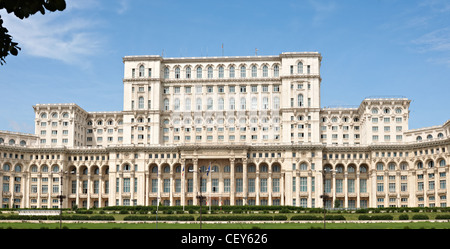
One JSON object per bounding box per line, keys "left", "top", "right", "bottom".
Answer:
{"left": 145, "top": 171, "right": 149, "bottom": 206}
{"left": 243, "top": 158, "right": 247, "bottom": 205}
{"left": 170, "top": 167, "right": 174, "bottom": 206}
{"left": 98, "top": 174, "right": 103, "bottom": 208}
{"left": 87, "top": 173, "right": 91, "bottom": 209}
{"left": 356, "top": 172, "right": 360, "bottom": 208}
{"left": 181, "top": 159, "right": 186, "bottom": 207}
{"left": 344, "top": 172, "right": 348, "bottom": 208}
{"left": 76, "top": 173, "right": 80, "bottom": 207}
{"left": 193, "top": 159, "right": 198, "bottom": 205}
{"left": 332, "top": 171, "right": 336, "bottom": 207}
{"left": 230, "top": 158, "right": 235, "bottom": 205}
{"left": 281, "top": 172, "right": 285, "bottom": 205}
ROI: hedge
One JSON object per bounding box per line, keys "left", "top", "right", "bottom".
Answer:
{"left": 123, "top": 215, "right": 194, "bottom": 221}
{"left": 411, "top": 214, "right": 429, "bottom": 220}
{"left": 0, "top": 215, "right": 115, "bottom": 221}
{"left": 201, "top": 215, "right": 288, "bottom": 221}
{"left": 436, "top": 214, "right": 450, "bottom": 220}
{"left": 358, "top": 214, "right": 394, "bottom": 220}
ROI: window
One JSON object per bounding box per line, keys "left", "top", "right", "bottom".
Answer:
{"left": 218, "top": 66, "right": 224, "bottom": 78}
{"left": 196, "top": 67, "right": 202, "bottom": 78}
{"left": 251, "top": 65, "right": 257, "bottom": 77}
{"left": 164, "top": 67, "right": 169, "bottom": 79}
{"left": 175, "top": 67, "right": 180, "bottom": 78}
{"left": 273, "top": 65, "right": 279, "bottom": 77}
{"left": 139, "top": 65, "right": 145, "bottom": 77}
{"left": 163, "top": 98, "right": 169, "bottom": 111}
{"left": 240, "top": 66, "right": 246, "bottom": 78}
{"left": 207, "top": 66, "right": 213, "bottom": 78}
{"left": 229, "top": 66, "right": 235, "bottom": 78}
{"left": 138, "top": 97, "right": 144, "bottom": 109}
{"left": 298, "top": 62, "right": 303, "bottom": 74}
{"left": 186, "top": 67, "right": 191, "bottom": 78}
{"left": 297, "top": 94, "right": 303, "bottom": 107}
{"left": 262, "top": 65, "right": 268, "bottom": 77}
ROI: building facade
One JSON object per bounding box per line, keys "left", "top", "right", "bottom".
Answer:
{"left": 1, "top": 52, "right": 449, "bottom": 209}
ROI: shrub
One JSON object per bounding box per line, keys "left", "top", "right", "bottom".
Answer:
{"left": 398, "top": 214, "right": 409, "bottom": 220}
{"left": 412, "top": 214, "right": 429, "bottom": 220}
{"left": 436, "top": 214, "right": 450, "bottom": 220}
{"left": 358, "top": 214, "right": 393, "bottom": 220}
{"left": 291, "top": 215, "right": 322, "bottom": 220}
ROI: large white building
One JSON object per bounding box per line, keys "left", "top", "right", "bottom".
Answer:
{"left": 1, "top": 52, "right": 449, "bottom": 209}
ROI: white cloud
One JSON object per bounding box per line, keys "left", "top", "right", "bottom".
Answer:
{"left": 413, "top": 28, "right": 450, "bottom": 52}
{"left": 0, "top": 3, "right": 105, "bottom": 68}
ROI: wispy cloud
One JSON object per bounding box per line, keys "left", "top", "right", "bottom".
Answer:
{"left": 307, "top": 0, "right": 337, "bottom": 25}
{"left": 1, "top": 0, "right": 105, "bottom": 68}
{"left": 412, "top": 28, "right": 450, "bottom": 52}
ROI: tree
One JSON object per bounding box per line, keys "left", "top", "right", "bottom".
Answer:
{"left": 0, "top": 0, "right": 66, "bottom": 65}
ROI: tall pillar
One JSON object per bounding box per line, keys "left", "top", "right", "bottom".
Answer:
{"left": 193, "top": 158, "right": 198, "bottom": 205}
{"left": 243, "top": 158, "right": 247, "bottom": 205}
{"left": 230, "top": 158, "right": 235, "bottom": 205}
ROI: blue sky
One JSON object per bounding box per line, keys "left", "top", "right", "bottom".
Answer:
{"left": 0, "top": 0, "right": 449, "bottom": 133}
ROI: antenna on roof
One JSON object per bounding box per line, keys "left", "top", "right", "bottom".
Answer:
{"left": 255, "top": 48, "right": 258, "bottom": 56}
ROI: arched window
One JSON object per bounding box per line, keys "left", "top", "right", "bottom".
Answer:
{"left": 224, "top": 165, "right": 230, "bottom": 173}
{"left": 251, "top": 65, "right": 257, "bottom": 77}
{"left": 297, "top": 62, "right": 303, "bottom": 74}
{"left": 196, "top": 98, "right": 202, "bottom": 111}
{"left": 251, "top": 97, "right": 257, "bottom": 110}
{"left": 229, "top": 97, "right": 235, "bottom": 110}
{"left": 207, "top": 66, "right": 213, "bottom": 78}
{"left": 0, "top": 138, "right": 3, "bottom": 143}
{"left": 273, "top": 96, "right": 280, "bottom": 109}
{"left": 174, "top": 98, "right": 180, "bottom": 110}
{"left": 248, "top": 165, "right": 256, "bottom": 172}
{"left": 63, "top": 112, "right": 69, "bottom": 118}
{"left": 240, "top": 66, "right": 246, "bottom": 78}
{"left": 52, "top": 165, "right": 59, "bottom": 172}
{"left": 262, "top": 97, "right": 268, "bottom": 110}
{"left": 176, "top": 166, "right": 181, "bottom": 173}
{"left": 185, "top": 98, "right": 191, "bottom": 111}
{"left": 229, "top": 66, "right": 235, "bottom": 78}
{"left": 175, "top": 67, "right": 180, "bottom": 78}
{"left": 163, "top": 98, "right": 169, "bottom": 111}
{"left": 417, "top": 161, "right": 423, "bottom": 169}
{"left": 164, "top": 166, "right": 170, "bottom": 173}
{"left": 207, "top": 98, "right": 213, "bottom": 110}
{"left": 416, "top": 136, "right": 422, "bottom": 141}
{"left": 272, "top": 165, "right": 280, "bottom": 172}
{"left": 427, "top": 134, "right": 433, "bottom": 140}
{"left": 235, "top": 165, "right": 243, "bottom": 173}
{"left": 14, "top": 165, "right": 22, "bottom": 172}
{"left": 348, "top": 165, "right": 355, "bottom": 173}
{"left": 260, "top": 164, "right": 268, "bottom": 172}
{"left": 20, "top": 140, "right": 26, "bottom": 146}
{"left": 240, "top": 97, "right": 246, "bottom": 110}
{"left": 428, "top": 160, "right": 434, "bottom": 168}
{"left": 439, "top": 159, "right": 446, "bottom": 167}
{"left": 196, "top": 67, "right": 202, "bottom": 79}
{"left": 151, "top": 166, "right": 158, "bottom": 173}
{"left": 138, "top": 97, "right": 144, "bottom": 109}
{"left": 212, "top": 165, "right": 219, "bottom": 173}
{"left": 218, "top": 66, "right": 224, "bottom": 78}
{"left": 371, "top": 108, "right": 378, "bottom": 114}
{"left": 52, "top": 112, "right": 58, "bottom": 118}
{"left": 139, "top": 65, "right": 145, "bottom": 77}
{"left": 31, "top": 165, "right": 38, "bottom": 172}
{"left": 376, "top": 163, "right": 384, "bottom": 171}
{"left": 360, "top": 165, "right": 367, "bottom": 173}
{"left": 388, "top": 163, "right": 396, "bottom": 171}
{"left": 298, "top": 94, "right": 303, "bottom": 107}
{"left": 164, "top": 67, "right": 169, "bottom": 79}
{"left": 262, "top": 65, "right": 268, "bottom": 77}
{"left": 40, "top": 112, "right": 47, "bottom": 118}
{"left": 273, "top": 65, "right": 279, "bottom": 77}
{"left": 218, "top": 98, "right": 224, "bottom": 110}
{"left": 3, "top": 163, "right": 10, "bottom": 171}
{"left": 9, "top": 139, "right": 15, "bottom": 145}
{"left": 395, "top": 108, "right": 402, "bottom": 114}
{"left": 438, "top": 133, "right": 444, "bottom": 138}
{"left": 186, "top": 67, "right": 191, "bottom": 78}
{"left": 42, "top": 165, "right": 49, "bottom": 172}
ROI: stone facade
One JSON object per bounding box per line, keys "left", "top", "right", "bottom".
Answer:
{"left": 0, "top": 52, "right": 449, "bottom": 209}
